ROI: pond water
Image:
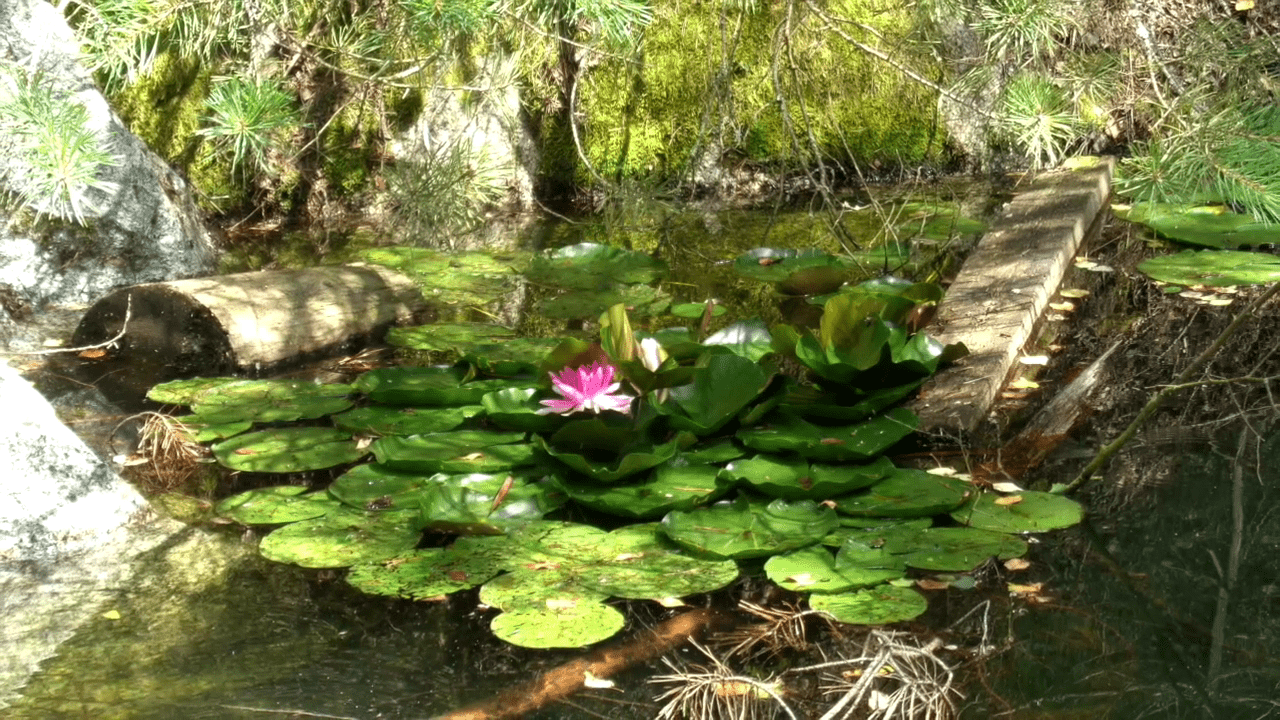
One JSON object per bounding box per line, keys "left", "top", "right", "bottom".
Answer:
{"left": 14, "top": 185, "right": 1278, "bottom": 719}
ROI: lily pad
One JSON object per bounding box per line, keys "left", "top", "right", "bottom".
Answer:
{"left": 147, "top": 376, "right": 245, "bottom": 405}
{"left": 258, "top": 507, "right": 424, "bottom": 568}
{"left": 186, "top": 379, "right": 354, "bottom": 424}
{"left": 833, "top": 467, "right": 972, "bottom": 518}
{"left": 354, "top": 366, "right": 519, "bottom": 406}
{"left": 765, "top": 545, "right": 903, "bottom": 593}
{"left": 820, "top": 516, "right": 932, "bottom": 548}
{"left": 809, "top": 584, "right": 928, "bottom": 625}
{"left": 885, "top": 526, "right": 1028, "bottom": 572}
{"left": 329, "top": 463, "right": 438, "bottom": 510}
{"left": 462, "top": 337, "right": 564, "bottom": 376}
{"left": 951, "top": 491, "right": 1084, "bottom": 533}
{"left": 578, "top": 524, "right": 741, "bottom": 599}
{"left": 489, "top": 600, "right": 626, "bottom": 649}
{"left": 537, "top": 420, "right": 685, "bottom": 482}
{"left": 726, "top": 455, "right": 895, "bottom": 500}
{"left": 703, "top": 319, "right": 774, "bottom": 363}
{"left": 370, "top": 431, "right": 534, "bottom": 473}
{"left": 537, "top": 284, "right": 671, "bottom": 320}
{"left": 556, "top": 462, "right": 731, "bottom": 519}
{"left": 332, "top": 405, "right": 481, "bottom": 435}
{"left": 732, "top": 248, "right": 848, "bottom": 284}
{"left": 346, "top": 541, "right": 510, "bottom": 600}
{"left": 176, "top": 416, "right": 252, "bottom": 442}
{"left": 670, "top": 302, "right": 727, "bottom": 319}
{"left": 416, "top": 471, "right": 567, "bottom": 534}
{"left": 661, "top": 496, "right": 839, "bottom": 559}
{"left": 212, "top": 427, "right": 365, "bottom": 473}
{"left": 360, "top": 247, "right": 529, "bottom": 307}
{"left": 1137, "top": 249, "right": 1280, "bottom": 287}
{"left": 660, "top": 352, "right": 772, "bottom": 435}
{"left": 481, "top": 387, "right": 565, "bottom": 432}
{"left": 526, "top": 242, "right": 669, "bottom": 289}
{"left": 736, "top": 408, "right": 918, "bottom": 462}
{"left": 216, "top": 485, "right": 338, "bottom": 524}
{"left": 1116, "top": 203, "right": 1280, "bottom": 249}
{"left": 386, "top": 322, "right": 517, "bottom": 353}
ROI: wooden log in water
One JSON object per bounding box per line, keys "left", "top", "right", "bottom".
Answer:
{"left": 70, "top": 264, "right": 428, "bottom": 405}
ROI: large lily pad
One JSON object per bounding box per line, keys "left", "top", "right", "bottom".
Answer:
{"left": 354, "top": 366, "right": 519, "bottom": 406}
{"left": 462, "top": 337, "right": 564, "bottom": 376}
{"left": 537, "top": 419, "right": 685, "bottom": 482}
{"left": 370, "top": 431, "right": 535, "bottom": 473}
{"left": 951, "top": 491, "right": 1084, "bottom": 533}
{"left": 216, "top": 485, "right": 338, "bottom": 524}
{"left": 659, "top": 352, "right": 772, "bottom": 435}
{"left": 212, "top": 427, "right": 365, "bottom": 473}
{"left": 556, "top": 462, "right": 731, "bottom": 519}
{"left": 258, "top": 507, "right": 424, "bottom": 568}
{"left": 187, "top": 379, "right": 354, "bottom": 424}
{"left": 1116, "top": 203, "right": 1280, "bottom": 249}
{"left": 833, "top": 467, "right": 972, "bottom": 517}
{"left": 329, "top": 463, "right": 438, "bottom": 510}
{"left": 481, "top": 387, "right": 565, "bottom": 432}
{"left": 386, "top": 322, "right": 517, "bottom": 353}
{"left": 332, "top": 404, "right": 481, "bottom": 435}
{"left": 489, "top": 600, "right": 626, "bottom": 649}
{"left": 416, "top": 471, "right": 567, "bottom": 534}
{"left": 732, "top": 248, "right": 849, "bottom": 285}
{"left": 1137, "top": 249, "right": 1280, "bottom": 287}
{"left": 578, "top": 524, "right": 740, "bottom": 599}
{"left": 765, "top": 545, "right": 903, "bottom": 593}
{"left": 346, "top": 541, "right": 511, "bottom": 600}
{"left": 526, "top": 242, "right": 669, "bottom": 289}
{"left": 703, "top": 319, "right": 774, "bottom": 363}
{"left": 147, "top": 376, "right": 245, "bottom": 405}
{"left": 885, "top": 526, "right": 1028, "bottom": 572}
{"left": 736, "top": 408, "right": 918, "bottom": 462}
{"left": 809, "top": 584, "right": 929, "bottom": 625}
{"left": 725, "top": 455, "right": 895, "bottom": 500}
{"left": 661, "top": 497, "right": 839, "bottom": 559}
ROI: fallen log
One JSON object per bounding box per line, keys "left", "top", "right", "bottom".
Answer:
{"left": 70, "top": 264, "right": 428, "bottom": 406}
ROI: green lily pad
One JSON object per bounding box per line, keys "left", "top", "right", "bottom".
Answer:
{"left": 662, "top": 496, "right": 839, "bottom": 559}
{"left": 556, "top": 462, "right": 731, "bottom": 519}
{"left": 258, "top": 507, "right": 424, "bottom": 568}
{"left": 670, "top": 302, "right": 727, "bottom": 319}
{"left": 885, "top": 526, "right": 1027, "bottom": 572}
{"left": 346, "top": 541, "right": 510, "bottom": 600}
{"left": 732, "top": 248, "right": 848, "bottom": 284}
{"left": 894, "top": 201, "right": 986, "bottom": 241}
{"left": 462, "top": 337, "right": 564, "bottom": 376}
{"left": 215, "top": 485, "right": 338, "bottom": 524}
{"left": 329, "top": 463, "right": 438, "bottom": 510}
{"left": 354, "top": 366, "right": 519, "bottom": 406}
{"left": 1116, "top": 203, "right": 1280, "bottom": 249}
{"left": 725, "top": 455, "right": 895, "bottom": 500}
{"left": 820, "top": 517, "right": 932, "bottom": 547}
{"left": 212, "top": 427, "right": 365, "bottom": 473}
{"left": 526, "top": 242, "right": 669, "bottom": 289}
{"left": 331, "top": 405, "right": 481, "bottom": 435}
{"left": 416, "top": 471, "right": 566, "bottom": 534}
{"left": 386, "top": 322, "right": 517, "bottom": 353}
{"left": 481, "top": 387, "right": 565, "bottom": 432}
{"left": 951, "top": 491, "right": 1084, "bottom": 533}
{"left": 781, "top": 380, "right": 926, "bottom": 423}
{"left": 1138, "top": 249, "right": 1280, "bottom": 287}
{"left": 833, "top": 468, "right": 972, "bottom": 517}
{"left": 809, "top": 584, "right": 928, "bottom": 625}
{"left": 176, "top": 416, "right": 252, "bottom": 442}
{"left": 765, "top": 545, "right": 903, "bottom": 593}
{"left": 678, "top": 440, "right": 746, "bottom": 465}
{"left": 577, "top": 524, "right": 741, "bottom": 599}
{"left": 489, "top": 600, "right": 626, "bottom": 649}
{"left": 370, "top": 431, "right": 534, "bottom": 473}
{"left": 703, "top": 319, "right": 775, "bottom": 363}
{"left": 736, "top": 408, "right": 918, "bottom": 462}
{"left": 537, "top": 420, "right": 685, "bottom": 482}
{"left": 660, "top": 352, "right": 772, "bottom": 435}
{"left": 186, "top": 379, "right": 354, "bottom": 424}
{"left": 537, "top": 284, "right": 671, "bottom": 320}
{"left": 360, "top": 247, "right": 530, "bottom": 307}
{"left": 147, "top": 376, "right": 245, "bottom": 405}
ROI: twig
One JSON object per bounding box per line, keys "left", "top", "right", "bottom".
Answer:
{"left": 1208, "top": 429, "right": 1248, "bottom": 682}
{"left": 1066, "top": 282, "right": 1280, "bottom": 493}
{"left": 0, "top": 294, "right": 131, "bottom": 356}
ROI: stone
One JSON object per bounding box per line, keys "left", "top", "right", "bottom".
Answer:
{"left": 0, "top": 0, "right": 218, "bottom": 311}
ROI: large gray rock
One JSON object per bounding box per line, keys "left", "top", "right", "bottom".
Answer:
{"left": 0, "top": 362, "right": 183, "bottom": 708}
{"left": 0, "top": 0, "right": 218, "bottom": 310}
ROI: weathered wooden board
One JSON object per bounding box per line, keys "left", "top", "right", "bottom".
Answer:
{"left": 908, "top": 158, "right": 1115, "bottom": 434}
{"left": 71, "top": 264, "right": 427, "bottom": 405}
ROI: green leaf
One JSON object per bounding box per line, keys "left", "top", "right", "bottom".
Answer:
{"left": 462, "top": 337, "right": 565, "bottom": 376}
{"left": 725, "top": 455, "right": 895, "bottom": 500}
{"left": 489, "top": 600, "right": 626, "bottom": 649}
{"left": 370, "top": 431, "right": 534, "bottom": 474}
{"left": 354, "top": 367, "right": 520, "bottom": 406}
{"left": 346, "top": 542, "right": 509, "bottom": 600}
{"left": 951, "top": 491, "right": 1084, "bottom": 533}
{"left": 537, "top": 419, "right": 685, "bottom": 482}
{"left": 526, "top": 242, "right": 669, "bottom": 289}
{"left": 332, "top": 405, "right": 481, "bottom": 435}
{"left": 556, "top": 462, "right": 731, "bottom": 519}
{"left": 833, "top": 467, "right": 972, "bottom": 517}
{"left": 671, "top": 302, "right": 727, "bottom": 319}
{"left": 809, "top": 585, "right": 928, "bottom": 625}
{"left": 481, "top": 387, "right": 566, "bottom": 432}
{"left": 186, "top": 379, "right": 354, "bottom": 424}
{"left": 537, "top": 285, "right": 671, "bottom": 320}
{"left": 386, "top": 322, "right": 517, "bottom": 352}
{"left": 660, "top": 352, "right": 772, "bottom": 435}
{"left": 1116, "top": 203, "right": 1280, "bottom": 249}
{"left": 258, "top": 508, "right": 424, "bottom": 568}
{"left": 736, "top": 408, "right": 918, "bottom": 462}
{"left": 574, "top": 524, "right": 740, "bottom": 599}
{"left": 765, "top": 545, "right": 903, "bottom": 593}
{"left": 216, "top": 485, "right": 338, "bottom": 524}
{"left": 732, "top": 248, "right": 848, "bottom": 285}
{"left": 661, "top": 496, "right": 839, "bottom": 559}
{"left": 329, "top": 464, "right": 438, "bottom": 510}
{"left": 1138, "top": 249, "right": 1280, "bottom": 287}
{"left": 703, "top": 319, "right": 774, "bottom": 362}
{"left": 885, "top": 526, "right": 1028, "bottom": 572}
{"left": 212, "top": 427, "right": 365, "bottom": 473}
{"left": 416, "top": 471, "right": 566, "bottom": 534}
{"left": 598, "top": 302, "right": 636, "bottom": 363}
{"left": 147, "top": 376, "right": 245, "bottom": 405}
{"left": 360, "top": 247, "right": 529, "bottom": 307}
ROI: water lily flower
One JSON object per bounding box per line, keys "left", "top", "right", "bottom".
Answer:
{"left": 637, "top": 337, "right": 667, "bottom": 373}
{"left": 537, "top": 361, "right": 634, "bottom": 415}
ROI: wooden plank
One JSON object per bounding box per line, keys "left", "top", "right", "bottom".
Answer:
{"left": 908, "top": 158, "right": 1115, "bottom": 434}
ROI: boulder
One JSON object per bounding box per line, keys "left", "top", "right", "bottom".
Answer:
{"left": 0, "top": 0, "right": 218, "bottom": 311}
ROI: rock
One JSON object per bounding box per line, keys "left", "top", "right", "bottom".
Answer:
{"left": 0, "top": 0, "right": 218, "bottom": 311}
{"left": 0, "top": 361, "right": 183, "bottom": 708}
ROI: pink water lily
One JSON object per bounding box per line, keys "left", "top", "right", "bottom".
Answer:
{"left": 537, "top": 361, "right": 634, "bottom": 415}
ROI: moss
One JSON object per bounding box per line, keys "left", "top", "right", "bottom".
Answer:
{"left": 580, "top": 1, "right": 944, "bottom": 183}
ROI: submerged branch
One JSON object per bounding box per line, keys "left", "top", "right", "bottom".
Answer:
{"left": 1066, "top": 281, "right": 1280, "bottom": 493}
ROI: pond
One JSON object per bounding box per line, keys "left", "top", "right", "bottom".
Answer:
{"left": 14, "top": 185, "right": 1278, "bottom": 719}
